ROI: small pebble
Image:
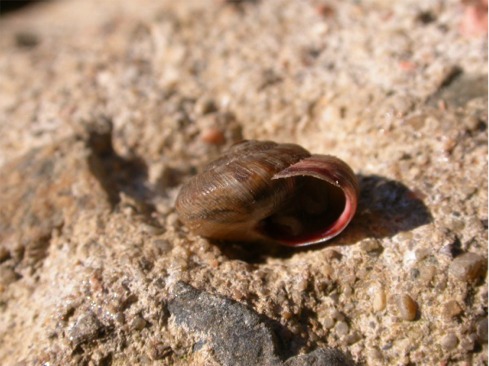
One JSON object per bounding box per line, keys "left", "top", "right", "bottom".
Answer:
{"left": 201, "top": 127, "right": 226, "bottom": 145}
{"left": 69, "top": 312, "right": 103, "bottom": 346}
{"left": 414, "top": 248, "right": 431, "bottom": 261}
{"left": 476, "top": 317, "right": 488, "bottom": 342}
{"left": 331, "top": 309, "right": 346, "bottom": 322}
{"left": 418, "top": 265, "right": 436, "bottom": 285}
{"left": 194, "top": 97, "right": 218, "bottom": 115}
{"left": 449, "top": 252, "right": 486, "bottom": 281}
{"left": 322, "top": 263, "right": 333, "bottom": 277}
{"left": 324, "top": 249, "right": 342, "bottom": 261}
{"left": 368, "top": 347, "right": 383, "bottom": 362}
{"left": 0, "top": 247, "right": 10, "bottom": 262}
{"left": 345, "top": 331, "right": 362, "bottom": 345}
{"left": 360, "top": 239, "right": 383, "bottom": 255}
{"left": 166, "top": 212, "right": 180, "bottom": 227}
{"left": 0, "top": 266, "right": 18, "bottom": 286}
{"left": 15, "top": 31, "right": 40, "bottom": 48}
{"left": 342, "top": 285, "right": 353, "bottom": 297}
{"left": 441, "top": 333, "right": 459, "bottom": 350}
{"left": 152, "top": 239, "right": 172, "bottom": 254}
{"left": 322, "top": 317, "right": 335, "bottom": 329}
{"left": 442, "top": 300, "right": 463, "bottom": 319}
{"left": 141, "top": 222, "right": 164, "bottom": 235}
{"left": 335, "top": 321, "right": 349, "bottom": 337}
{"left": 396, "top": 294, "right": 418, "bottom": 321}
{"left": 281, "top": 310, "right": 293, "bottom": 321}
{"left": 131, "top": 315, "right": 147, "bottom": 331}
{"left": 459, "top": 335, "right": 476, "bottom": 352}
{"left": 372, "top": 287, "right": 386, "bottom": 312}
{"left": 463, "top": 114, "right": 481, "bottom": 132}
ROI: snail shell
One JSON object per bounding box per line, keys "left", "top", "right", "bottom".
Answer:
{"left": 175, "top": 140, "right": 359, "bottom": 247}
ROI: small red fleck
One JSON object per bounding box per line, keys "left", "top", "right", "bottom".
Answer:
{"left": 316, "top": 4, "right": 335, "bottom": 18}
{"left": 438, "top": 100, "right": 447, "bottom": 111}
{"left": 399, "top": 60, "right": 416, "bottom": 72}
{"left": 201, "top": 127, "right": 226, "bottom": 145}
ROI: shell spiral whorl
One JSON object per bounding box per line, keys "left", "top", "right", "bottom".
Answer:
{"left": 176, "top": 140, "right": 359, "bottom": 247}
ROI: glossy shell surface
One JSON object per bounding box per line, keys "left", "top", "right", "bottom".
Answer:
{"left": 176, "top": 140, "right": 359, "bottom": 246}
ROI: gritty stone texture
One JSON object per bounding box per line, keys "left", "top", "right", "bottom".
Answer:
{"left": 0, "top": 0, "right": 486, "bottom": 365}
{"left": 283, "top": 348, "right": 354, "bottom": 366}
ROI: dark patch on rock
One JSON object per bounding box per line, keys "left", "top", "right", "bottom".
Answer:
{"left": 415, "top": 11, "right": 436, "bottom": 25}
{"left": 15, "top": 31, "right": 40, "bottom": 48}
{"left": 0, "top": 138, "right": 110, "bottom": 271}
{"left": 168, "top": 282, "right": 354, "bottom": 366}
{"left": 168, "top": 281, "right": 283, "bottom": 366}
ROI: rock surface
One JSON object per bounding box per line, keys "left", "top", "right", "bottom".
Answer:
{"left": 168, "top": 281, "right": 354, "bottom": 366}
{"left": 0, "top": 0, "right": 487, "bottom": 365}
{"left": 168, "top": 281, "right": 283, "bottom": 366}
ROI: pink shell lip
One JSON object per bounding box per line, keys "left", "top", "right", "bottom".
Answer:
{"left": 262, "top": 154, "right": 359, "bottom": 247}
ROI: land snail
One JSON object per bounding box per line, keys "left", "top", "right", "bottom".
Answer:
{"left": 176, "top": 140, "right": 359, "bottom": 247}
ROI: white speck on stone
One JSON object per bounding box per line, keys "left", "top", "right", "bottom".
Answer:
{"left": 403, "top": 249, "right": 418, "bottom": 267}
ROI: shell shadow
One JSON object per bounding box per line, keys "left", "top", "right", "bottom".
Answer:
{"left": 214, "top": 174, "right": 433, "bottom": 263}
{"left": 0, "top": 1, "right": 43, "bottom": 16}
{"left": 85, "top": 119, "right": 155, "bottom": 214}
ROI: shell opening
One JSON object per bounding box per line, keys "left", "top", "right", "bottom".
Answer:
{"left": 257, "top": 177, "right": 348, "bottom": 246}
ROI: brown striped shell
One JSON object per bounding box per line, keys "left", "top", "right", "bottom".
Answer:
{"left": 175, "top": 140, "right": 359, "bottom": 247}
